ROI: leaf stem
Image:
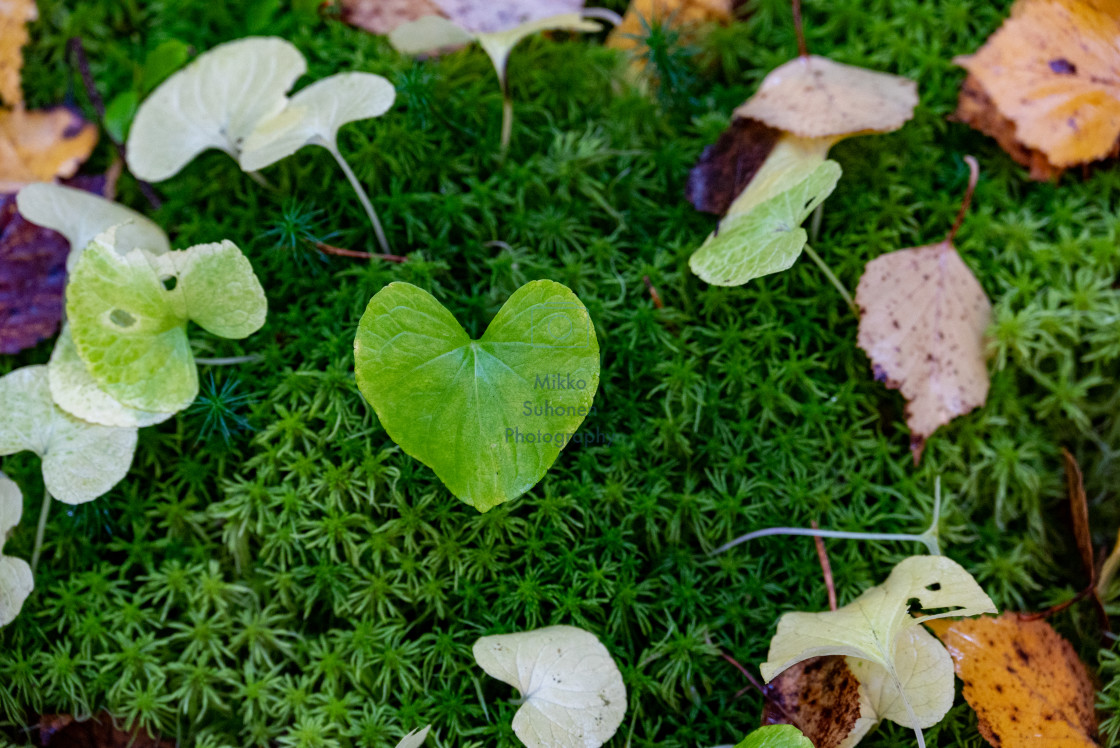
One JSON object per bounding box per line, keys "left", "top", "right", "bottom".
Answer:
{"left": 30, "top": 490, "right": 51, "bottom": 573}
{"left": 500, "top": 93, "right": 514, "bottom": 155}
{"left": 803, "top": 244, "right": 857, "bottom": 315}
{"left": 810, "top": 520, "right": 837, "bottom": 611}
{"left": 946, "top": 155, "right": 979, "bottom": 245}
{"left": 194, "top": 355, "right": 262, "bottom": 365}
{"left": 791, "top": 0, "right": 809, "bottom": 57}
{"left": 314, "top": 241, "right": 407, "bottom": 262}
{"left": 327, "top": 145, "right": 392, "bottom": 255}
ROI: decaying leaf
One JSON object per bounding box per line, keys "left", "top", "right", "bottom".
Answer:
{"left": 344, "top": 0, "right": 585, "bottom": 37}
{"left": 762, "top": 556, "right": 996, "bottom": 748}
{"left": 735, "top": 724, "right": 813, "bottom": 748}
{"left": 473, "top": 625, "right": 626, "bottom": 748}
{"left": 0, "top": 0, "right": 37, "bottom": 107}
{"left": 0, "top": 106, "right": 98, "bottom": 191}
{"left": 126, "top": 37, "right": 307, "bottom": 181}
{"left": 0, "top": 366, "right": 137, "bottom": 505}
{"left": 954, "top": 73, "right": 1060, "bottom": 181}
{"left": 954, "top": 0, "right": 1120, "bottom": 178}
{"left": 686, "top": 118, "right": 782, "bottom": 215}
{"left": 761, "top": 656, "right": 863, "bottom": 748}
{"left": 735, "top": 55, "right": 918, "bottom": 139}
{"left": 17, "top": 182, "right": 170, "bottom": 271}
{"left": 0, "top": 471, "right": 33, "bottom": 627}
{"left": 37, "top": 711, "right": 174, "bottom": 748}
{"left": 338, "top": 0, "right": 444, "bottom": 35}
{"left": 0, "top": 189, "right": 66, "bottom": 353}
{"left": 606, "top": 0, "right": 738, "bottom": 59}
{"left": 927, "top": 613, "right": 1101, "bottom": 748}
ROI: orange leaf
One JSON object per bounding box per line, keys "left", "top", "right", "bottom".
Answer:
{"left": 606, "top": 0, "right": 737, "bottom": 56}
{"left": 0, "top": 0, "right": 36, "bottom": 107}
{"left": 954, "top": 0, "right": 1120, "bottom": 170}
{"left": 0, "top": 106, "right": 98, "bottom": 192}
{"left": 761, "top": 656, "right": 865, "bottom": 748}
{"left": 926, "top": 613, "right": 1101, "bottom": 748}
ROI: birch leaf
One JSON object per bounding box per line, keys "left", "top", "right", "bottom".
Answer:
{"left": 473, "top": 625, "right": 626, "bottom": 748}
{"left": 0, "top": 366, "right": 137, "bottom": 504}
{"left": 0, "top": 106, "right": 98, "bottom": 192}
{"left": 126, "top": 37, "right": 307, "bottom": 181}
{"left": 16, "top": 182, "right": 170, "bottom": 271}
{"left": 239, "top": 72, "right": 396, "bottom": 171}
{"left": 0, "top": 472, "right": 32, "bottom": 627}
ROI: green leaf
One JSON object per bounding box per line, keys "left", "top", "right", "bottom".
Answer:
{"left": 354, "top": 280, "right": 600, "bottom": 512}
{"left": 139, "top": 39, "right": 192, "bottom": 95}
{"left": 0, "top": 366, "right": 137, "bottom": 505}
{"left": 103, "top": 90, "right": 139, "bottom": 143}
{"left": 66, "top": 230, "right": 267, "bottom": 413}
{"left": 734, "top": 725, "right": 813, "bottom": 748}
{"left": 689, "top": 159, "right": 841, "bottom": 287}
{"left": 0, "top": 472, "right": 33, "bottom": 627}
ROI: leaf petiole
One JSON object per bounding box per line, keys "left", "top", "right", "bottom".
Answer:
{"left": 803, "top": 243, "right": 857, "bottom": 315}
{"left": 326, "top": 144, "right": 392, "bottom": 255}
{"left": 30, "top": 489, "right": 51, "bottom": 573}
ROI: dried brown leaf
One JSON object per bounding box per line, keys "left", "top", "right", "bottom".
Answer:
{"left": 606, "top": 0, "right": 737, "bottom": 56}
{"left": 38, "top": 711, "right": 174, "bottom": 748}
{"left": 339, "top": 0, "right": 585, "bottom": 36}
{"left": 685, "top": 118, "right": 781, "bottom": 215}
{"left": 761, "top": 656, "right": 863, "bottom": 748}
{"left": 338, "top": 0, "right": 444, "bottom": 35}
{"left": 0, "top": 106, "right": 98, "bottom": 191}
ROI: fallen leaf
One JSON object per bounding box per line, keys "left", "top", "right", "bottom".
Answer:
{"left": 1064, "top": 448, "right": 1095, "bottom": 585}
{"left": 338, "top": 0, "right": 444, "bottom": 36}
{"left": 0, "top": 0, "right": 37, "bottom": 106}
{"left": 473, "top": 625, "right": 626, "bottom": 748}
{"left": 734, "top": 55, "right": 918, "bottom": 139}
{"left": 762, "top": 556, "right": 996, "bottom": 748}
{"left": 37, "top": 711, "right": 174, "bottom": 747}
{"left": 0, "top": 366, "right": 137, "bottom": 505}
{"left": 686, "top": 118, "right": 782, "bottom": 215}
{"left": 735, "top": 724, "right": 813, "bottom": 748}
{"left": 0, "top": 106, "right": 98, "bottom": 191}
{"left": 761, "top": 656, "right": 863, "bottom": 748}
{"left": 954, "top": 0, "right": 1120, "bottom": 175}
{"left": 1099, "top": 527, "right": 1120, "bottom": 599}
{"left": 926, "top": 613, "right": 1101, "bottom": 748}
{"left": 606, "top": 0, "right": 737, "bottom": 57}
{"left": 855, "top": 158, "right": 991, "bottom": 462}
{"left": 0, "top": 189, "right": 67, "bottom": 353}
{"left": 0, "top": 472, "right": 33, "bottom": 627}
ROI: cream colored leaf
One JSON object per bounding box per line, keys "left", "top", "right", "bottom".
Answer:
{"left": 395, "top": 725, "right": 432, "bottom": 748}
{"left": 48, "top": 325, "right": 175, "bottom": 428}
{"left": 0, "top": 366, "right": 137, "bottom": 504}
{"left": 725, "top": 133, "right": 836, "bottom": 217}
{"left": 240, "top": 72, "right": 396, "bottom": 171}
{"left": 475, "top": 14, "right": 602, "bottom": 89}
{"left": 734, "top": 55, "right": 918, "bottom": 139}
{"left": 388, "top": 15, "right": 476, "bottom": 55}
{"left": 474, "top": 625, "right": 627, "bottom": 748}
{"left": 0, "top": 472, "right": 32, "bottom": 627}
{"left": 126, "top": 36, "right": 307, "bottom": 181}
{"left": 855, "top": 240, "right": 991, "bottom": 462}
{"left": 16, "top": 183, "right": 170, "bottom": 271}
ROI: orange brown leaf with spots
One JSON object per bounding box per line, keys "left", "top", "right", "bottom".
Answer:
{"left": 761, "top": 656, "right": 864, "bottom": 748}
{"left": 926, "top": 613, "right": 1101, "bottom": 748}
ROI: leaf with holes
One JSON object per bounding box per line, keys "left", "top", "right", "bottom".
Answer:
{"left": 473, "top": 625, "right": 626, "bottom": 748}
{"left": 762, "top": 556, "right": 996, "bottom": 748}
{"left": 66, "top": 229, "right": 267, "bottom": 413}
{"left": 0, "top": 472, "right": 32, "bottom": 626}
{"left": 0, "top": 366, "right": 136, "bottom": 504}
{"left": 354, "top": 280, "right": 599, "bottom": 512}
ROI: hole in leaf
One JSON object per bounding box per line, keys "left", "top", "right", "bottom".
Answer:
{"left": 926, "top": 582, "right": 942, "bottom": 591}
{"left": 109, "top": 309, "right": 137, "bottom": 328}
{"left": 161, "top": 275, "right": 178, "bottom": 291}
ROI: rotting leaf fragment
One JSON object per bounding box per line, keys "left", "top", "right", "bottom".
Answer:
{"left": 761, "top": 655, "right": 863, "bottom": 748}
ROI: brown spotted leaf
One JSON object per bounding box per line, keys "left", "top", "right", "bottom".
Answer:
{"left": 340, "top": 0, "right": 585, "bottom": 36}
{"left": 926, "top": 613, "right": 1101, "bottom": 748}
{"left": 761, "top": 656, "right": 863, "bottom": 748}
{"left": 686, "top": 118, "right": 781, "bottom": 215}
{"left": 38, "top": 711, "right": 174, "bottom": 747}
{"left": 0, "top": 106, "right": 98, "bottom": 191}
{"left": 338, "top": 0, "right": 445, "bottom": 35}
{"left": 855, "top": 239, "right": 991, "bottom": 462}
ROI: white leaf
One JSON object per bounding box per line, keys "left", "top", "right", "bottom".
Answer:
{"left": 0, "top": 473, "right": 33, "bottom": 627}
{"left": 16, "top": 183, "right": 170, "bottom": 271}
{"left": 846, "top": 625, "right": 955, "bottom": 730}
{"left": 0, "top": 366, "right": 137, "bottom": 504}
{"left": 127, "top": 36, "right": 307, "bottom": 181}
{"left": 388, "top": 15, "right": 475, "bottom": 55}
{"left": 395, "top": 725, "right": 432, "bottom": 748}
{"left": 474, "top": 625, "right": 626, "bottom": 748}
{"left": 240, "top": 72, "right": 396, "bottom": 171}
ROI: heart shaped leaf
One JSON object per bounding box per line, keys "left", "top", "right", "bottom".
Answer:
{"left": 66, "top": 230, "right": 267, "bottom": 413}
{"left": 240, "top": 72, "right": 396, "bottom": 171}
{"left": 16, "top": 183, "right": 170, "bottom": 271}
{"left": 0, "top": 366, "right": 137, "bottom": 504}
{"left": 473, "top": 625, "right": 626, "bottom": 748}
{"left": 0, "top": 472, "right": 33, "bottom": 627}
{"left": 126, "top": 37, "right": 307, "bottom": 181}
{"left": 354, "top": 280, "right": 599, "bottom": 512}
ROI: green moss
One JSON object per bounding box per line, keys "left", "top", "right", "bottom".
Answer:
{"left": 4, "top": 0, "right": 1120, "bottom": 745}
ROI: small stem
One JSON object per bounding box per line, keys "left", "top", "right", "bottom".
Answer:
{"left": 31, "top": 491, "right": 51, "bottom": 573}
{"left": 711, "top": 527, "right": 937, "bottom": 556}
{"left": 809, "top": 202, "right": 823, "bottom": 243}
{"left": 642, "top": 275, "right": 664, "bottom": 309}
{"left": 811, "top": 520, "right": 837, "bottom": 611}
{"left": 803, "top": 244, "right": 857, "bottom": 315}
{"left": 791, "top": 0, "right": 809, "bottom": 57}
{"left": 500, "top": 94, "right": 514, "bottom": 155}
{"left": 313, "top": 241, "right": 407, "bottom": 262}
{"left": 246, "top": 170, "right": 274, "bottom": 190}
{"left": 946, "top": 155, "right": 979, "bottom": 245}
{"left": 194, "top": 355, "right": 262, "bottom": 365}
{"left": 327, "top": 145, "right": 392, "bottom": 255}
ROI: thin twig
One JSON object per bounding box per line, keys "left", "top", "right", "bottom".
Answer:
{"left": 946, "top": 155, "right": 979, "bottom": 245}
{"left": 791, "top": 0, "right": 809, "bottom": 57}
{"left": 642, "top": 275, "right": 664, "bottom": 309}
{"left": 68, "top": 37, "right": 162, "bottom": 210}
{"left": 811, "top": 520, "right": 837, "bottom": 612}
{"left": 194, "top": 355, "right": 262, "bottom": 366}
{"left": 803, "top": 244, "right": 857, "bottom": 315}
{"left": 314, "top": 241, "right": 407, "bottom": 262}
{"left": 30, "top": 491, "right": 51, "bottom": 573}
{"left": 327, "top": 145, "right": 392, "bottom": 255}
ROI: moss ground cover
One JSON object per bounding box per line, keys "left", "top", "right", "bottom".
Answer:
{"left": 3, "top": 0, "right": 1120, "bottom": 745}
